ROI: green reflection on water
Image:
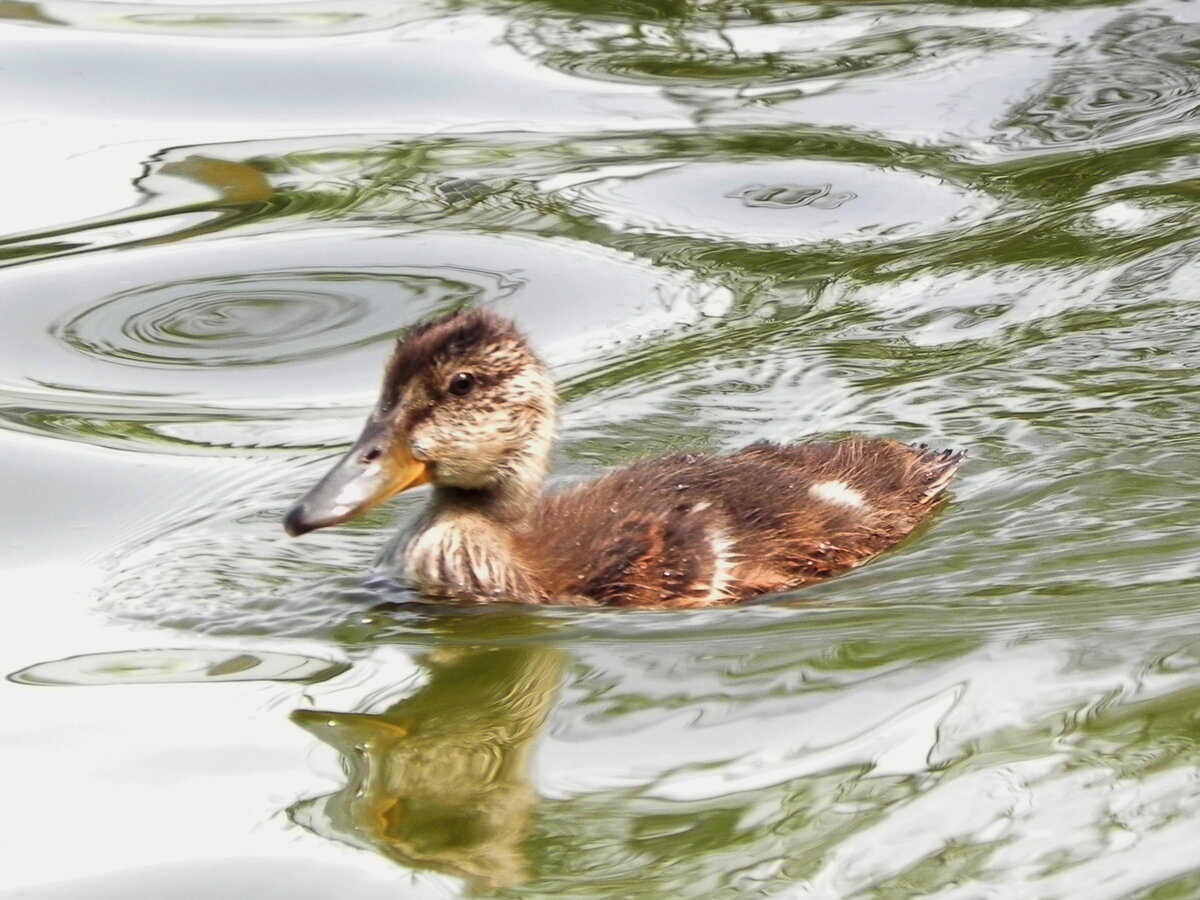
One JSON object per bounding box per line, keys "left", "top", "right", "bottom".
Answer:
{"left": 291, "top": 643, "right": 565, "bottom": 892}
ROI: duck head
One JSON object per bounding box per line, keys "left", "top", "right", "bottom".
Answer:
{"left": 284, "top": 309, "right": 557, "bottom": 536}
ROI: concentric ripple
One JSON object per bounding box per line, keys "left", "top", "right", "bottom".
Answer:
{"left": 55, "top": 272, "right": 457, "bottom": 369}
{"left": 554, "top": 160, "right": 995, "bottom": 247}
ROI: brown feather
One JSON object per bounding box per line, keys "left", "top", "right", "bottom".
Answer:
{"left": 518, "top": 440, "right": 963, "bottom": 607}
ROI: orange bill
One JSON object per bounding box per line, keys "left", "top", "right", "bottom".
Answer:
{"left": 284, "top": 420, "right": 430, "bottom": 537}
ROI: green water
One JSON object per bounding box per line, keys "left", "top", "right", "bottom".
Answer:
{"left": 2, "top": 1, "right": 1200, "bottom": 897}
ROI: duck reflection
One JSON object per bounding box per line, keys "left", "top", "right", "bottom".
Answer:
{"left": 289, "top": 644, "right": 564, "bottom": 891}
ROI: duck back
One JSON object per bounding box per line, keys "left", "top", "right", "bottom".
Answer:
{"left": 519, "top": 439, "right": 963, "bottom": 607}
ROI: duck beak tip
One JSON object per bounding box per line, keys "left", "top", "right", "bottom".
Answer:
{"left": 281, "top": 428, "right": 429, "bottom": 538}
{"left": 283, "top": 504, "right": 315, "bottom": 537}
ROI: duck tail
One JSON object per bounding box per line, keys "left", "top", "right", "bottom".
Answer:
{"left": 909, "top": 444, "right": 967, "bottom": 502}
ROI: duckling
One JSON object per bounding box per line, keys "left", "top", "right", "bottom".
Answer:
{"left": 284, "top": 309, "right": 963, "bottom": 608}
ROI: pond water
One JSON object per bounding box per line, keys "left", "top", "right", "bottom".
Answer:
{"left": 3, "top": 1, "right": 1200, "bottom": 897}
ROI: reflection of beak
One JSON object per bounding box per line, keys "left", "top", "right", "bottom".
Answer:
{"left": 284, "top": 420, "right": 430, "bottom": 537}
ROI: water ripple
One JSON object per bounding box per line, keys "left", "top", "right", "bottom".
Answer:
{"left": 57, "top": 272, "right": 425, "bottom": 369}
{"left": 506, "top": 12, "right": 1008, "bottom": 92}
{"left": 0, "top": 0, "right": 436, "bottom": 37}
{"left": 997, "top": 14, "right": 1200, "bottom": 151}
{"left": 9, "top": 647, "right": 348, "bottom": 686}
{"left": 551, "top": 159, "right": 996, "bottom": 248}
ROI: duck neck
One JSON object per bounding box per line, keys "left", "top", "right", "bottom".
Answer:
{"left": 404, "top": 471, "right": 545, "bottom": 601}
{"left": 405, "top": 405, "right": 555, "bottom": 599}
{"left": 428, "top": 485, "right": 527, "bottom": 526}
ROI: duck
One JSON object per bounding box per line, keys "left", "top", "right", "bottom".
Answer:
{"left": 284, "top": 309, "right": 963, "bottom": 608}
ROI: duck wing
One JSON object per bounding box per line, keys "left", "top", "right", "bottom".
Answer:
{"left": 518, "top": 439, "right": 963, "bottom": 607}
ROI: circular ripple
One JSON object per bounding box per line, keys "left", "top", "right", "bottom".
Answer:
{"left": 557, "top": 160, "right": 994, "bottom": 247}
{"left": 56, "top": 272, "right": 447, "bottom": 369}
{"left": 8, "top": 648, "right": 348, "bottom": 686}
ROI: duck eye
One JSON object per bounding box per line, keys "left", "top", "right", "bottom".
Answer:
{"left": 448, "top": 372, "right": 476, "bottom": 397}
{"left": 361, "top": 446, "right": 383, "bottom": 464}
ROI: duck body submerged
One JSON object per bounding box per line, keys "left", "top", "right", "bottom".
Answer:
{"left": 285, "top": 310, "right": 963, "bottom": 609}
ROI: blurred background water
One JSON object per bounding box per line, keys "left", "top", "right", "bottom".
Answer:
{"left": 3, "top": 0, "right": 1200, "bottom": 897}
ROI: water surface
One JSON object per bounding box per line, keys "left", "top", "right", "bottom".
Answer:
{"left": 3, "top": 1, "right": 1200, "bottom": 897}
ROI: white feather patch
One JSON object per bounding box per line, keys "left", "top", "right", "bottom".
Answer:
{"left": 809, "top": 480, "right": 868, "bottom": 510}
{"left": 701, "top": 529, "right": 736, "bottom": 604}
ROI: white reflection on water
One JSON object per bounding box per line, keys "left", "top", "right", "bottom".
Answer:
{"left": 643, "top": 685, "right": 962, "bottom": 800}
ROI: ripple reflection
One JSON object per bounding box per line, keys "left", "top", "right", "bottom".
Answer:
{"left": 55, "top": 271, "right": 459, "bottom": 369}
{"left": 554, "top": 160, "right": 995, "bottom": 247}
{"left": 998, "top": 14, "right": 1200, "bottom": 150}
{"left": 9, "top": 647, "right": 348, "bottom": 685}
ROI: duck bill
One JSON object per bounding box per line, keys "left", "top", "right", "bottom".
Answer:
{"left": 284, "top": 422, "right": 430, "bottom": 537}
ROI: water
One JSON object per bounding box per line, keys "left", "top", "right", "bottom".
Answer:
{"left": 3, "top": 0, "right": 1200, "bottom": 897}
